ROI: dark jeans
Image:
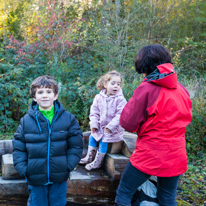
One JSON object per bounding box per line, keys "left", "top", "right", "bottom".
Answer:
{"left": 115, "top": 162, "right": 180, "bottom": 206}
{"left": 27, "top": 181, "right": 67, "bottom": 206}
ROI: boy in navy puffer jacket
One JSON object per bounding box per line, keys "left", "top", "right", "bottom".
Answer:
{"left": 12, "top": 75, "right": 83, "bottom": 206}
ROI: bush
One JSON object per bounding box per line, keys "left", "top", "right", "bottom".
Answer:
{"left": 186, "top": 97, "right": 206, "bottom": 155}
{"left": 0, "top": 1, "right": 205, "bottom": 155}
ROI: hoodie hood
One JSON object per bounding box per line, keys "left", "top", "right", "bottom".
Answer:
{"left": 99, "top": 88, "right": 124, "bottom": 98}
{"left": 143, "top": 63, "right": 177, "bottom": 89}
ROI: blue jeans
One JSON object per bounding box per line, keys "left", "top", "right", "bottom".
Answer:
{"left": 89, "top": 135, "right": 108, "bottom": 153}
{"left": 27, "top": 181, "right": 67, "bottom": 206}
{"left": 115, "top": 162, "right": 180, "bottom": 206}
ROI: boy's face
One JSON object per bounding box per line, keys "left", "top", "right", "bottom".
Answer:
{"left": 33, "top": 87, "right": 58, "bottom": 111}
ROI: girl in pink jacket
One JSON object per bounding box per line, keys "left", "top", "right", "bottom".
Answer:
{"left": 80, "top": 70, "right": 127, "bottom": 171}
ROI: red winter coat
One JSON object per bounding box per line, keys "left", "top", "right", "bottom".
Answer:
{"left": 120, "top": 63, "right": 192, "bottom": 177}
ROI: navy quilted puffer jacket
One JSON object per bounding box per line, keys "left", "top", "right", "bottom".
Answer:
{"left": 12, "top": 100, "right": 83, "bottom": 186}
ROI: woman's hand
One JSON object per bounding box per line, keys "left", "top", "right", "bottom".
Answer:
{"left": 105, "top": 128, "right": 112, "bottom": 134}
{"left": 91, "top": 128, "right": 98, "bottom": 133}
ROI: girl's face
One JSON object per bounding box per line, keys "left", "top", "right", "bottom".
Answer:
{"left": 104, "top": 76, "right": 121, "bottom": 96}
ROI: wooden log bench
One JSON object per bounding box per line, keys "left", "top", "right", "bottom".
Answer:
{"left": 82, "top": 131, "right": 137, "bottom": 179}
{"left": 0, "top": 131, "right": 137, "bottom": 205}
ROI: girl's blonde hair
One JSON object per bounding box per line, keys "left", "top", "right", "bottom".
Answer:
{"left": 96, "top": 70, "right": 123, "bottom": 91}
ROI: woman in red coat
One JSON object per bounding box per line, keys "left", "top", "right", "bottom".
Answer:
{"left": 114, "top": 45, "right": 192, "bottom": 206}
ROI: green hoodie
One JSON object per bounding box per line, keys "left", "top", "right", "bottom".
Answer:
{"left": 39, "top": 105, "right": 55, "bottom": 124}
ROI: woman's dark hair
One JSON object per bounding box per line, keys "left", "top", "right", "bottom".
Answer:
{"left": 134, "top": 44, "right": 172, "bottom": 75}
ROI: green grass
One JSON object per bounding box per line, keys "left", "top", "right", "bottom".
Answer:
{"left": 177, "top": 155, "right": 206, "bottom": 206}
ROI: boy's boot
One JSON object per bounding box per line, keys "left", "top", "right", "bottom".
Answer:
{"left": 79, "top": 146, "right": 97, "bottom": 165}
{"left": 85, "top": 151, "right": 106, "bottom": 171}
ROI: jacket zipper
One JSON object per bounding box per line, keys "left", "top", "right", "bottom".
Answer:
{"left": 35, "top": 112, "right": 42, "bottom": 132}
{"left": 46, "top": 111, "right": 58, "bottom": 184}
{"left": 47, "top": 126, "right": 51, "bottom": 184}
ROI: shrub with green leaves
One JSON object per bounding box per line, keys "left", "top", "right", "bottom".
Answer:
{"left": 0, "top": 1, "right": 206, "bottom": 156}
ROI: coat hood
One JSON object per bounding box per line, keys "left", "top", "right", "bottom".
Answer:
{"left": 99, "top": 88, "right": 124, "bottom": 98}
{"left": 28, "top": 99, "right": 65, "bottom": 119}
{"left": 143, "top": 63, "right": 177, "bottom": 89}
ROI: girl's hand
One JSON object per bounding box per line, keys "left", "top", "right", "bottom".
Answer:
{"left": 91, "top": 128, "right": 98, "bottom": 133}
{"left": 105, "top": 128, "right": 112, "bottom": 134}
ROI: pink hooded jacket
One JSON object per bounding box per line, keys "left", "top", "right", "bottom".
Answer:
{"left": 89, "top": 88, "right": 127, "bottom": 143}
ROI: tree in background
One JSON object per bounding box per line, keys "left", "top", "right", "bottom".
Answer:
{"left": 0, "top": 0, "right": 205, "bottom": 155}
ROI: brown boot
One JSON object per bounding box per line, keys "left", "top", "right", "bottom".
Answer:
{"left": 85, "top": 151, "right": 106, "bottom": 171}
{"left": 79, "top": 146, "right": 97, "bottom": 165}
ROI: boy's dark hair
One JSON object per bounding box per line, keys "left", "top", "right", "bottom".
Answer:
{"left": 30, "top": 75, "right": 58, "bottom": 98}
{"left": 134, "top": 44, "right": 172, "bottom": 75}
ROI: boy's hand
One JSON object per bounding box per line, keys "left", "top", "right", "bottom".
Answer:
{"left": 105, "top": 128, "right": 112, "bottom": 134}
{"left": 91, "top": 128, "right": 98, "bottom": 133}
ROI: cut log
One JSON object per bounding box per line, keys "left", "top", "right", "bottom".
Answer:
{"left": 103, "top": 153, "right": 129, "bottom": 179}
{"left": 0, "top": 142, "right": 5, "bottom": 157}
{"left": 67, "top": 165, "right": 119, "bottom": 205}
{"left": 3, "top": 140, "right": 13, "bottom": 154}
{"left": 0, "top": 140, "right": 13, "bottom": 173}
{"left": 122, "top": 132, "right": 137, "bottom": 158}
{"left": 83, "top": 131, "right": 91, "bottom": 137}
{"left": 107, "top": 141, "right": 123, "bottom": 154}
{"left": 82, "top": 131, "right": 91, "bottom": 157}
{"left": 1, "top": 154, "right": 23, "bottom": 180}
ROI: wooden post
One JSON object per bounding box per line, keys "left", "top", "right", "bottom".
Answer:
{"left": 2, "top": 154, "right": 23, "bottom": 180}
